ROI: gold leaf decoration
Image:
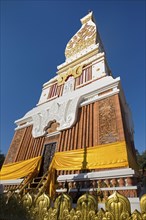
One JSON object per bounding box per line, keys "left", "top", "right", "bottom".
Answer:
{"left": 140, "top": 194, "right": 146, "bottom": 214}
{"left": 54, "top": 193, "right": 72, "bottom": 219}
{"left": 105, "top": 191, "right": 131, "bottom": 220}
{"left": 77, "top": 193, "right": 98, "bottom": 211}
{"left": 65, "top": 13, "right": 97, "bottom": 59}
{"left": 57, "top": 64, "right": 84, "bottom": 85}
{"left": 7, "top": 190, "right": 146, "bottom": 219}
{"left": 99, "top": 97, "right": 119, "bottom": 144}
{"left": 21, "top": 192, "right": 32, "bottom": 210}
{"left": 131, "top": 209, "right": 143, "bottom": 220}
{"left": 34, "top": 193, "right": 50, "bottom": 220}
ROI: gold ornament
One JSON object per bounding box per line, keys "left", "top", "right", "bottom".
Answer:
{"left": 57, "top": 64, "right": 84, "bottom": 85}
{"left": 140, "top": 194, "right": 146, "bottom": 214}
{"left": 65, "top": 14, "right": 97, "bottom": 59}
{"left": 21, "top": 192, "right": 32, "bottom": 211}
{"left": 105, "top": 191, "right": 131, "bottom": 220}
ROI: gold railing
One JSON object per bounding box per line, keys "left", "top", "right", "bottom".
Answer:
{"left": 9, "top": 191, "right": 146, "bottom": 220}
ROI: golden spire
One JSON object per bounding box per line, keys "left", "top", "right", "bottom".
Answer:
{"left": 65, "top": 11, "right": 97, "bottom": 59}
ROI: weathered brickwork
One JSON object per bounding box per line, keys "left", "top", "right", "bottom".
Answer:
{"left": 4, "top": 128, "right": 26, "bottom": 164}
{"left": 98, "top": 95, "right": 125, "bottom": 144}
{"left": 57, "top": 94, "right": 125, "bottom": 156}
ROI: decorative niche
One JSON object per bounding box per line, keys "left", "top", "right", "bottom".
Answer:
{"left": 46, "top": 120, "right": 60, "bottom": 134}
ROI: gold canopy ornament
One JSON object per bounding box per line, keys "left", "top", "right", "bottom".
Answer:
{"left": 65, "top": 11, "right": 97, "bottom": 59}
{"left": 57, "top": 64, "right": 84, "bottom": 85}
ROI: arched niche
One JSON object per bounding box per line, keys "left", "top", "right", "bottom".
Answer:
{"left": 45, "top": 120, "right": 60, "bottom": 135}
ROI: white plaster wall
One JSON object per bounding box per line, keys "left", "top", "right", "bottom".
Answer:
{"left": 38, "top": 87, "right": 50, "bottom": 105}
{"left": 92, "top": 59, "right": 106, "bottom": 79}
{"left": 62, "top": 76, "right": 75, "bottom": 95}
{"left": 15, "top": 76, "right": 120, "bottom": 137}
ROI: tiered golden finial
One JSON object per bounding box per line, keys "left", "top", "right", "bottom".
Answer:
{"left": 65, "top": 11, "right": 97, "bottom": 59}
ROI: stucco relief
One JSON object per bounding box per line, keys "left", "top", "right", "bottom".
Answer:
{"left": 4, "top": 128, "right": 26, "bottom": 164}
{"left": 65, "top": 13, "right": 97, "bottom": 59}
{"left": 32, "top": 96, "right": 82, "bottom": 138}
{"left": 99, "top": 97, "right": 119, "bottom": 144}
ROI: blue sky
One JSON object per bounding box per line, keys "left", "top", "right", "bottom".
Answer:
{"left": 1, "top": 0, "right": 145, "bottom": 154}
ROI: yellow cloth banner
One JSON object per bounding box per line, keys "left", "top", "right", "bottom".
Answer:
{"left": 53, "top": 141, "right": 128, "bottom": 170}
{"left": 0, "top": 156, "right": 42, "bottom": 180}
{"left": 0, "top": 141, "right": 129, "bottom": 197}
{"left": 48, "top": 141, "right": 129, "bottom": 197}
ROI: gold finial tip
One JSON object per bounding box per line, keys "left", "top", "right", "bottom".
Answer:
{"left": 80, "top": 11, "right": 93, "bottom": 25}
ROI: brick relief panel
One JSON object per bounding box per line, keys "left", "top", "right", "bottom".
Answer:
{"left": 4, "top": 128, "right": 26, "bottom": 164}
{"left": 99, "top": 97, "right": 119, "bottom": 144}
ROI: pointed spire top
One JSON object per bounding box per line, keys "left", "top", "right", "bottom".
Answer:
{"left": 80, "top": 11, "right": 95, "bottom": 25}
{"left": 65, "top": 11, "right": 97, "bottom": 60}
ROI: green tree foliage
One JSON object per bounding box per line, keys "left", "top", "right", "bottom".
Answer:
{"left": 0, "top": 194, "right": 31, "bottom": 220}
{"left": 0, "top": 151, "right": 5, "bottom": 169}
{"left": 136, "top": 149, "right": 146, "bottom": 169}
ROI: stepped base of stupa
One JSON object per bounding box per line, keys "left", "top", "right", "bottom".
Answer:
{"left": 56, "top": 167, "right": 141, "bottom": 211}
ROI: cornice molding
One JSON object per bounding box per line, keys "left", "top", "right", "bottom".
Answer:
{"left": 57, "top": 47, "right": 102, "bottom": 74}
{"left": 15, "top": 76, "right": 120, "bottom": 137}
